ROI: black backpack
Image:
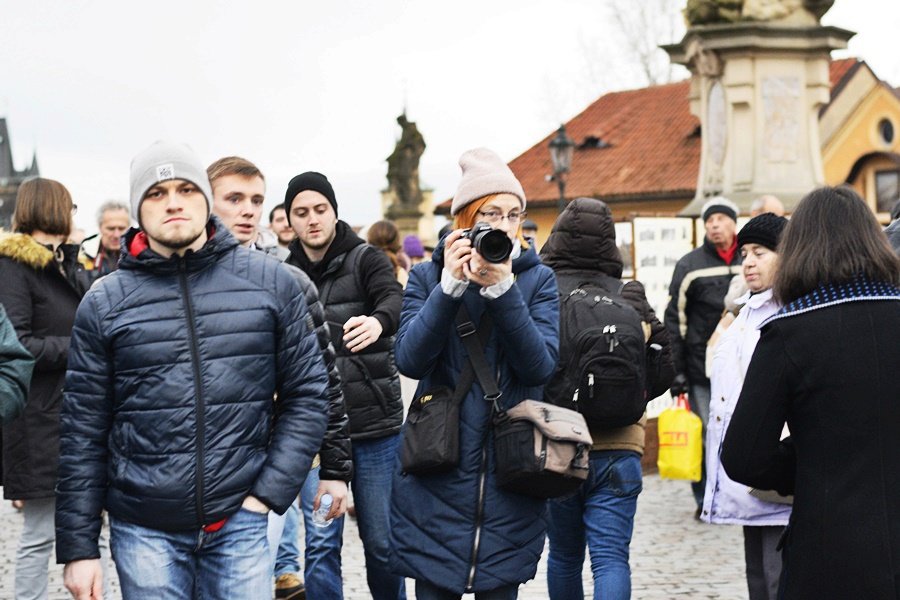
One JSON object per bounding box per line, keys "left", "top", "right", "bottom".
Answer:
{"left": 545, "top": 273, "right": 647, "bottom": 430}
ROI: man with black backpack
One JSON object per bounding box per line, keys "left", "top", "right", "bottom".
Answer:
{"left": 541, "top": 198, "right": 674, "bottom": 600}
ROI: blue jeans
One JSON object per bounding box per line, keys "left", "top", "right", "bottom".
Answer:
{"left": 352, "top": 434, "right": 407, "bottom": 600}
{"left": 689, "top": 383, "right": 711, "bottom": 508}
{"left": 415, "top": 579, "right": 517, "bottom": 599}
{"left": 110, "top": 508, "right": 270, "bottom": 600}
{"left": 547, "top": 450, "right": 643, "bottom": 600}
{"left": 269, "top": 467, "right": 345, "bottom": 598}
{"left": 274, "top": 498, "right": 301, "bottom": 576}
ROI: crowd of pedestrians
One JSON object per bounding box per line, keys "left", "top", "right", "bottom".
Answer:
{"left": 0, "top": 139, "right": 898, "bottom": 600}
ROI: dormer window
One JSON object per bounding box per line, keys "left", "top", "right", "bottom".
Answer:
{"left": 580, "top": 136, "right": 610, "bottom": 149}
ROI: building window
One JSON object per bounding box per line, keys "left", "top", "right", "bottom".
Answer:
{"left": 875, "top": 169, "right": 900, "bottom": 213}
{"left": 879, "top": 119, "right": 895, "bottom": 146}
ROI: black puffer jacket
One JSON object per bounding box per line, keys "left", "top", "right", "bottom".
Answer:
{"left": 280, "top": 262, "right": 352, "bottom": 481}
{"left": 664, "top": 237, "right": 741, "bottom": 386}
{"left": 0, "top": 234, "right": 89, "bottom": 498}
{"left": 286, "top": 221, "right": 404, "bottom": 440}
{"left": 540, "top": 198, "right": 675, "bottom": 440}
{"left": 56, "top": 219, "right": 329, "bottom": 563}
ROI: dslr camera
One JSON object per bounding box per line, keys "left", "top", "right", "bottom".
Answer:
{"left": 462, "top": 221, "right": 513, "bottom": 263}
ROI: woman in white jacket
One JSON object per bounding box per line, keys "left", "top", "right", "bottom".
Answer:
{"left": 702, "top": 213, "right": 790, "bottom": 600}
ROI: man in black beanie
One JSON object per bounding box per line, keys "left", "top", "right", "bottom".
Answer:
{"left": 284, "top": 172, "right": 406, "bottom": 600}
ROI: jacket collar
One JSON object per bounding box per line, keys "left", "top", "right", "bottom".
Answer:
{"left": 737, "top": 287, "right": 775, "bottom": 310}
{"left": 763, "top": 276, "right": 900, "bottom": 326}
{"left": 118, "top": 215, "right": 238, "bottom": 275}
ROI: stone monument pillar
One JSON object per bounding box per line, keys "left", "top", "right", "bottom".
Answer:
{"left": 382, "top": 113, "right": 436, "bottom": 244}
{"left": 665, "top": 0, "right": 854, "bottom": 214}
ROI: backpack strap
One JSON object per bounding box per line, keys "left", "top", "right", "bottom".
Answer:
{"left": 556, "top": 272, "right": 625, "bottom": 296}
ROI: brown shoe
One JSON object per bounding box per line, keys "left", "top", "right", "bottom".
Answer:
{"left": 275, "top": 573, "right": 306, "bottom": 600}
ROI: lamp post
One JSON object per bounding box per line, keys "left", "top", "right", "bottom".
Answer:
{"left": 549, "top": 124, "right": 575, "bottom": 214}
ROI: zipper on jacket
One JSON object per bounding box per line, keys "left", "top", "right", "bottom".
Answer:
{"left": 179, "top": 261, "right": 207, "bottom": 526}
{"left": 465, "top": 442, "right": 489, "bottom": 592}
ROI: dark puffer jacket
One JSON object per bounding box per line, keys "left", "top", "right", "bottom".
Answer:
{"left": 0, "top": 234, "right": 89, "bottom": 499}
{"left": 664, "top": 237, "right": 741, "bottom": 386}
{"left": 389, "top": 242, "right": 559, "bottom": 594}
{"left": 280, "top": 262, "right": 352, "bottom": 481}
{"left": 286, "top": 221, "right": 404, "bottom": 440}
{"left": 540, "top": 198, "right": 675, "bottom": 447}
{"left": 56, "top": 219, "right": 329, "bottom": 564}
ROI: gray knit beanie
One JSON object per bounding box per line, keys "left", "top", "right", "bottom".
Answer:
{"left": 129, "top": 141, "right": 213, "bottom": 222}
{"left": 450, "top": 148, "right": 525, "bottom": 216}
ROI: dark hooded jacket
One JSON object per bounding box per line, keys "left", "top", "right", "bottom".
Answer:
{"left": 389, "top": 239, "right": 559, "bottom": 593}
{"left": 0, "top": 234, "right": 89, "bottom": 498}
{"left": 286, "top": 220, "right": 403, "bottom": 440}
{"left": 540, "top": 198, "right": 674, "bottom": 450}
{"left": 55, "top": 218, "right": 329, "bottom": 563}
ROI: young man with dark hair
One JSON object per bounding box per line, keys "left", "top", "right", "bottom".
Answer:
{"left": 270, "top": 205, "right": 296, "bottom": 257}
{"left": 285, "top": 171, "right": 406, "bottom": 600}
{"left": 56, "top": 141, "right": 329, "bottom": 600}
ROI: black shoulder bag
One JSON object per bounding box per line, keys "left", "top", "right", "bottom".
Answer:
{"left": 399, "top": 306, "right": 492, "bottom": 475}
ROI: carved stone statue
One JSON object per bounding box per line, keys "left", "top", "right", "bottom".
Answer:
{"left": 386, "top": 113, "right": 426, "bottom": 209}
{"left": 685, "top": 0, "right": 833, "bottom": 25}
{"left": 685, "top": 0, "right": 743, "bottom": 25}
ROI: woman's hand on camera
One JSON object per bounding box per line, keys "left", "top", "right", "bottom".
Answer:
{"left": 466, "top": 251, "right": 512, "bottom": 288}
{"left": 444, "top": 229, "right": 472, "bottom": 282}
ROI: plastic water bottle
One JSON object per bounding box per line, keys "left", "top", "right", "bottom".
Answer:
{"left": 312, "top": 494, "right": 333, "bottom": 528}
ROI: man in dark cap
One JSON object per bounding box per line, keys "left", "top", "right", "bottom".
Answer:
{"left": 664, "top": 196, "right": 742, "bottom": 515}
{"left": 284, "top": 171, "right": 406, "bottom": 600}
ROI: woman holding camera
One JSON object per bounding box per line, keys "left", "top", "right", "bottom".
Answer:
{"left": 388, "top": 148, "right": 559, "bottom": 599}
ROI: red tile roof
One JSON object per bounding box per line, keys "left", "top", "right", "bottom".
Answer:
{"left": 438, "top": 58, "right": 862, "bottom": 211}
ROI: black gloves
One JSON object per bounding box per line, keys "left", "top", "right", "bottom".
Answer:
{"left": 670, "top": 373, "right": 689, "bottom": 397}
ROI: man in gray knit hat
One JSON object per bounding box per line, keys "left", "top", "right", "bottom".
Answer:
{"left": 56, "top": 141, "right": 329, "bottom": 600}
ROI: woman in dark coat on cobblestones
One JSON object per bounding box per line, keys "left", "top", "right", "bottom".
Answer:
{"left": 0, "top": 178, "right": 90, "bottom": 599}
{"left": 722, "top": 186, "right": 900, "bottom": 600}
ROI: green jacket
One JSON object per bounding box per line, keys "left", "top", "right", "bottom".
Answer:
{"left": 0, "top": 303, "right": 33, "bottom": 423}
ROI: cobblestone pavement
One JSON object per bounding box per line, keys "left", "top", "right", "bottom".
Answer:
{"left": 1, "top": 474, "right": 748, "bottom": 599}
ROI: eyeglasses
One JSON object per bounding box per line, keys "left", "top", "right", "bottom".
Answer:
{"left": 477, "top": 210, "right": 526, "bottom": 224}
{"left": 71, "top": 204, "right": 78, "bottom": 215}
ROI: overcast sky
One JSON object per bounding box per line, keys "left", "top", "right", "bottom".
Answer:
{"left": 3, "top": 0, "right": 898, "bottom": 233}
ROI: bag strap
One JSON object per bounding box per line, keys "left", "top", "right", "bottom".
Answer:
{"left": 449, "top": 305, "right": 492, "bottom": 404}
{"left": 455, "top": 305, "right": 501, "bottom": 413}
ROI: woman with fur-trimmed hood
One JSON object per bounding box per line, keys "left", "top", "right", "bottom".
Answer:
{"left": 0, "top": 178, "right": 90, "bottom": 598}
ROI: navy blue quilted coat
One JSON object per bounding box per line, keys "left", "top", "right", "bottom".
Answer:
{"left": 55, "top": 219, "right": 329, "bottom": 563}
{"left": 388, "top": 243, "right": 559, "bottom": 593}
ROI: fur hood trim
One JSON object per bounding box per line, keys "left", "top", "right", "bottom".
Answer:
{"left": 0, "top": 233, "right": 55, "bottom": 269}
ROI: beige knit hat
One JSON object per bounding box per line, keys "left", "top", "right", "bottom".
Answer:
{"left": 450, "top": 148, "right": 526, "bottom": 215}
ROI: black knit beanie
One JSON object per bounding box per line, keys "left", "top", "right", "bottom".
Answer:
{"left": 284, "top": 171, "right": 337, "bottom": 223}
{"left": 737, "top": 212, "right": 788, "bottom": 251}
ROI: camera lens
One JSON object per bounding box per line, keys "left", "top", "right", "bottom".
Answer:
{"left": 474, "top": 228, "right": 513, "bottom": 263}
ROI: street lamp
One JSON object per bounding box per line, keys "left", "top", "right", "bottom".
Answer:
{"left": 549, "top": 124, "right": 575, "bottom": 214}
